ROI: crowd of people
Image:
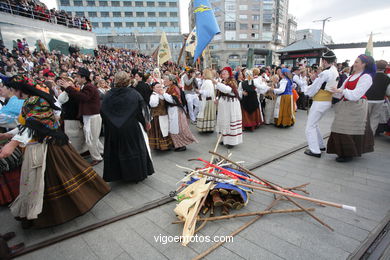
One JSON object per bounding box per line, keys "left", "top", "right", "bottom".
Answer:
{"left": 0, "top": 38, "right": 389, "bottom": 233}
{"left": 0, "top": 0, "right": 92, "bottom": 31}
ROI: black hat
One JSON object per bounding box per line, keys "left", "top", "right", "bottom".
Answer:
{"left": 292, "top": 66, "right": 300, "bottom": 72}
{"left": 77, "top": 67, "right": 91, "bottom": 79}
{"left": 322, "top": 50, "right": 336, "bottom": 59}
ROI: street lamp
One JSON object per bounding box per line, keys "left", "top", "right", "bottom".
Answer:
{"left": 313, "top": 17, "right": 331, "bottom": 45}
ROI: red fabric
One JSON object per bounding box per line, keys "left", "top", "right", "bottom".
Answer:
{"left": 344, "top": 74, "right": 366, "bottom": 100}
{"left": 0, "top": 168, "right": 21, "bottom": 206}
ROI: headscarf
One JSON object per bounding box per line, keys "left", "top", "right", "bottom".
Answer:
{"left": 222, "top": 67, "right": 233, "bottom": 78}
{"left": 358, "top": 54, "right": 376, "bottom": 79}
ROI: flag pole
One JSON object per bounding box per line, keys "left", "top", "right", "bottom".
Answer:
{"left": 177, "top": 34, "right": 188, "bottom": 66}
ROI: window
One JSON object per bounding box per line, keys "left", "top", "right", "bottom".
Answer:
{"left": 158, "top": 2, "right": 165, "bottom": 7}
{"left": 252, "top": 24, "right": 259, "bottom": 30}
{"left": 99, "top": 1, "right": 108, "bottom": 6}
{"left": 224, "top": 22, "right": 236, "bottom": 30}
{"left": 113, "top": 12, "right": 122, "bottom": 17}
{"left": 126, "top": 22, "right": 134, "bottom": 27}
{"left": 114, "top": 22, "right": 122, "bottom": 27}
{"left": 169, "top": 12, "right": 178, "bottom": 17}
{"left": 74, "top": 0, "right": 82, "bottom": 6}
{"left": 227, "top": 44, "right": 240, "bottom": 49}
{"left": 252, "top": 15, "right": 260, "bottom": 21}
{"left": 251, "top": 33, "right": 259, "bottom": 38}
{"left": 136, "top": 12, "right": 144, "bottom": 17}
{"left": 169, "top": 2, "right": 177, "bottom": 7}
{"left": 135, "top": 1, "right": 144, "bottom": 6}
{"left": 239, "top": 34, "right": 247, "bottom": 39}
{"left": 111, "top": 1, "right": 120, "bottom": 6}
{"left": 75, "top": 11, "right": 85, "bottom": 17}
{"left": 60, "top": 0, "right": 70, "bottom": 6}
{"left": 123, "top": 1, "right": 132, "bottom": 6}
{"left": 160, "top": 22, "right": 168, "bottom": 27}
{"left": 149, "top": 22, "right": 157, "bottom": 27}
{"left": 171, "top": 22, "right": 178, "bottom": 27}
{"left": 239, "top": 15, "right": 247, "bottom": 20}
{"left": 159, "top": 12, "right": 167, "bottom": 17}
{"left": 91, "top": 22, "right": 99, "bottom": 27}
{"left": 239, "top": 5, "right": 248, "bottom": 10}
{"left": 102, "top": 22, "right": 111, "bottom": 27}
{"left": 147, "top": 12, "right": 156, "bottom": 17}
{"left": 125, "top": 12, "right": 133, "bottom": 17}
{"left": 147, "top": 2, "right": 155, "bottom": 6}
{"left": 138, "top": 22, "right": 145, "bottom": 27}
{"left": 100, "top": 11, "right": 109, "bottom": 17}
{"left": 240, "top": 23, "right": 248, "bottom": 30}
{"left": 86, "top": 1, "right": 95, "bottom": 6}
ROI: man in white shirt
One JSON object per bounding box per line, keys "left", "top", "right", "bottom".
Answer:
{"left": 304, "top": 50, "right": 339, "bottom": 158}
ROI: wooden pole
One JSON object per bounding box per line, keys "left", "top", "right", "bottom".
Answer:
{"left": 172, "top": 207, "right": 315, "bottom": 224}
{"left": 177, "top": 36, "right": 187, "bottom": 66}
{"left": 192, "top": 197, "right": 282, "bottom": 260}
{"left": 238, "top": 183, "right": 355, "bottom": 212}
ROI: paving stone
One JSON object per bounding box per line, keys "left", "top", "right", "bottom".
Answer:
{"left": 82, "top": 228, "right": 125, "bottom": 260}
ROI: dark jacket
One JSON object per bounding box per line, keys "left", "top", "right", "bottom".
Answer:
{"left": 65, "top": 82, "right": 100, "bottom": 116}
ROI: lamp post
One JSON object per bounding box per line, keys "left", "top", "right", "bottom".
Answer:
{"left": 313, "top": 17, "right": 331, "bottom": 45}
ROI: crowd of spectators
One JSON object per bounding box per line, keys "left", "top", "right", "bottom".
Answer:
{"left": 0, "top": 0, "right": 92, "bottom": 31}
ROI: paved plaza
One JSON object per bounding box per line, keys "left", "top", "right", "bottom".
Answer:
{"left": 1, "top": 109, "right": 389, "bottom": 260}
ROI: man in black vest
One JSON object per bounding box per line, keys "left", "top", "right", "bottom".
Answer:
{"left": 366, "top": 60, "right": 390, "bottom": 135}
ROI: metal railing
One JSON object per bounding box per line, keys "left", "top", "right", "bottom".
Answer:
{"left": 0, "top": 1, "right": 92, "bottom": 31}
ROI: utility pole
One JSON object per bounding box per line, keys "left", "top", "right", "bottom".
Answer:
{"left": 313, "top": 17, "right": 331, "bottom": 45}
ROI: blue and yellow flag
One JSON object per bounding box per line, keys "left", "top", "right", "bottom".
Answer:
{"left": 193, "top": 0, "right": 220, "bottom": 63}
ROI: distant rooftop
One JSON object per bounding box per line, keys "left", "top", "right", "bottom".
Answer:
{"left": 277, "top": 37, "right": 327, "bottom": 53}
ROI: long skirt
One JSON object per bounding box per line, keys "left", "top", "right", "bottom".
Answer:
{"left": 274, "top": 95, "right": 295, "bottom": 127}
{"left": 327, "top": 100, "right": 374, "bottom": 157}
{"left": 197, "top": 100, "right": 216, "bottom": 132}
{"left": 242, "top": 108, "right": 263, "bottom": 129}
{"left": 0, "top": 168, "right": 21, "bottom": 205}
{"left": 170, "top": 109, "right": 198, "bottom": 148}
{"left": 264, "top": 98, "right": 276, "bottom": 125}
{"left": 148, "top": 116, "right": 173, "bottom": 151}
{"left": 216, "top": 98, "right": 243, "bottom": 146}
{"left": 10, "top": 142, "right": 110, "bottom": 228}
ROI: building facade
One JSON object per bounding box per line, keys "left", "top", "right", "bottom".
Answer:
{"left": 296, "top": 29, "right": 333, "bottom": 45}
{"left": 287, "top": 14, "right": 297, "bottom": 45}
{"left": 190, "top": 0, "right": 293, "bottom": 68}
{"left": 57, "top": 0, "right": 183, "bottom": 58}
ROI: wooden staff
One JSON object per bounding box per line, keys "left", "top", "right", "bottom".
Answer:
{"left": 192, "top": 196, "right": 282, "bottom": 260}
{"left": 172, "top": 207, "right": 315, "bottom": 224}
{"left": 238, "top": 183, "right": 356, "bottom": 212}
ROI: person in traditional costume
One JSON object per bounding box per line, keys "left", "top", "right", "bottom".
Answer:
{"left": 59, "top": 68, "right": 104, "bottom": 166}
{"left": 273, "top": 68, "right": 295, "bottom": 127}
{"left": 163, "top": 74, "right": 197, "bottom": 152}
{"left": 148, "top": 82, "right": 173, "bottom": 151}
{"left": 56, "top": 76, "right": 88, "bottom": 154}
{"left": 292, "top": 67, "right": 308, "bottom": 110}
{"left": 101, "top": 71, "right": 154, "bottom": 182}
{"left": 239, "top": 70, "right": 263, "bottom": 131}
{"left": 196, "top": 69, "right": 216, "bottom": 133}
{"left": 215, "top": 67, "right": 242, "bottom": 148}
{"left": 303, "top": 50, "right": 339, "bottom": 158}
{"left": 181, "top": 68, "right": 199, "bottom": 124}
{"left": 366, "top": 60, "right": 390, "bottom": 134}
{"left": 327, "top": 54, "right": 376, "bottom": 162}
{"left": 0, "top": 142, "right": 22, "bottom": 206}
{"left": 263, "top": 74, "right": 278, "bottom": 125}
{"left": 134, "top": 72, "right": 152, "bottom": 105}
{"left": 0, "top": 75, "right": 110, "bottom": 228}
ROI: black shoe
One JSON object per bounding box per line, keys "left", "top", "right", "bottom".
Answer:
{"left": 320, "top": 147, "right": 326, "bottom": 152}
{"left": 226, "top": 145, "right": 234, "bottom": 149}
{"left": 174, "top": 146, "right": 187, "bottom": 152}
{"left": 335, "top": 156, "right": 353, "bottom": 162}
{"left": 304, "top": 149, "right": 321, "bottom": 158}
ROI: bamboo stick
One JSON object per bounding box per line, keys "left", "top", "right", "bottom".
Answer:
{"left": 172, "top": 207, "right": 315, "bottom": 224}
{"left": 238, "top": 183, "right": 356, "bottom": 212}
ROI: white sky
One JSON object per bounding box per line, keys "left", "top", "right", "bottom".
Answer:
{"left": 41, "top": 0, "right": 390, "bottom": 60}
